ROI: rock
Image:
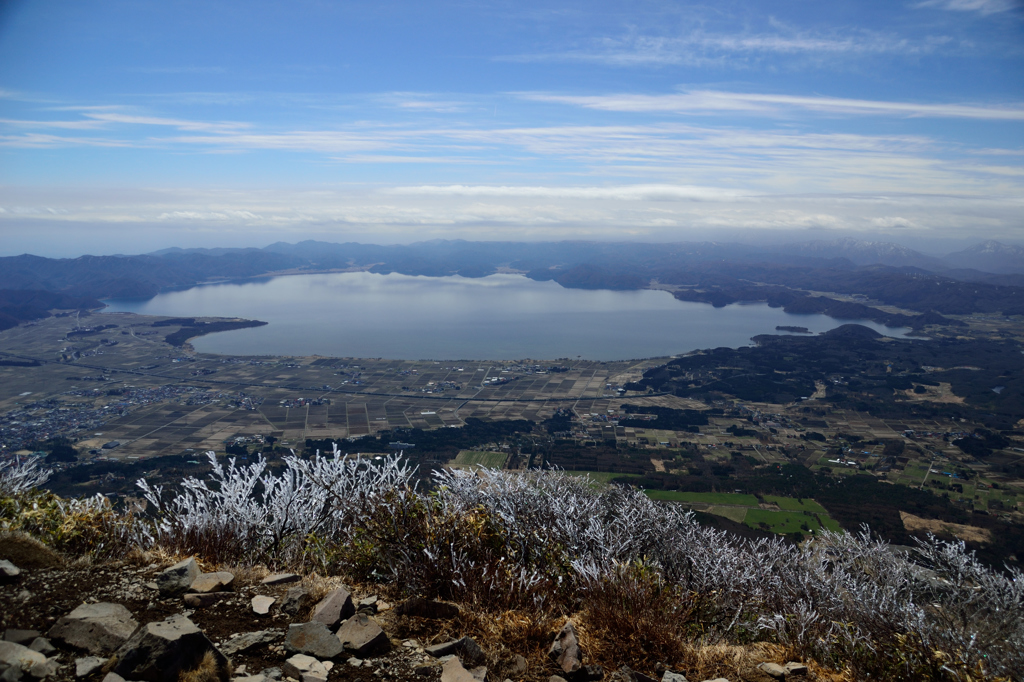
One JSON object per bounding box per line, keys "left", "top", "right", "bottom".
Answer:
{"left": 662, "top": 673, "right": 687, "bottom": 682}
{"left": 335, "top": 614, "right": 390, "bottom": 657}
{"left": 189, "top": 572, "right": 235, "bottom": 594}
{"left": 2, "top": 633, "right": 39, "bottom": 646}
{"left": 548, "top": 622, "right": 581, "bottom": 676}
{"left": 394, "top": 598, "right": 460, "bottom": 619}
{"left": 0, "top": 641, "right": 55, "bottom": 679}
{"left": 0, "top": 533, "right": 61, "bottom": 569}
{"left": 699, "top": 679, "right": 730, "bottom": 682}
{"left": 220, "top": 631, "right": 280, "bottom": 657}
{"left": 310, "top": 588, "right": 354, "bottom": 628}
{"left": 783, "top": 663, "right": 807, "bottom": 677}
{"left": 757, "top": 663, "right": 787, "bottom": 680}
{"left": 281, "top": 655, "right": 328, "bottom": 682}
{"left": 101, "top": 674, "right": 125, "bottom": 682}
{"left": 550, "top": 677, "right": 567, "bottom": 682}
{"left": 441, "top": 657, "right": 486, "bottom": 682}
{"left": 251, "top": 596, "right": 275, "bottom": 616}
{"left": 26, "top": 641, "right": 53, "bottom": 657}
{"left": 261, "top": 573, "right": 300, "bottom": 586}
{"left": 47, "top": 603, "right": 139, "bottom": 655}
{"left": 0, "top": 561, "right": 20, "bottom": 582}
{"left": 347, "top": 659, "right": 363, "bottom": 668}
{"left": 281, "top": 587, "right": 310, "bottom": 616}
{"left": 425, "top": 638, "right": 484, "bottom": 668}
{"left": 509, "top": 655, "right": 527, "bottom": 676}
{"left": 285, "top": 623, "right": 342, "bottom": 660}
{"left": 183, "top": 593, "right": 230, "bottom": 609}
{"left": 155, "top": 558, "right": 200, "bottom": 598}
{"left": 262, "top": 667, "right": 282, "bottom": 680}
{"left": 233, "top": 676, "right": 271, "bottom": 682}
{"left": 357, "top": 596, "right": 378, "bottom": 613}
{"left": 110, "top": 614, "right": 230, "bottom": 682}
{"left": 75, "top": 657, "right": 107, "bottom": 678}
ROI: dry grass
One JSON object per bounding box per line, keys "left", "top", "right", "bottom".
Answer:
{"left": 178, "top": 650, "right": 231, "bottom": 682}
{"left": 900, "top": 511, "right": 992, "bottom": 544}
{"left": 0, "top": 530, "right": 63, "bottom": 568}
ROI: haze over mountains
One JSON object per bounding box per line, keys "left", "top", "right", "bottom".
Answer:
{"left": 2, "top": 237, "right": 1024, "bottom": 333}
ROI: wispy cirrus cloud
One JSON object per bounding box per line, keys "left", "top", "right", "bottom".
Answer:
{"left": 520, "top": 90, "right": 1024, "bottom": 120}
{"left": 915, "top": 0, "right": 1021, "bottom": 15}
{"left": 500, "top": 29, "right": 950, "bottom": 68}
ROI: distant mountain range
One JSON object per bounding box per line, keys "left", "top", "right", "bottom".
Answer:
{"left": 2, "top": 238, "right": 1024, "bottom": 328}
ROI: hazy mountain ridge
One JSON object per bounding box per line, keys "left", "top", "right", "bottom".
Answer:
{"left": 1, "top": 239, "right": 1023, "bottom": 322}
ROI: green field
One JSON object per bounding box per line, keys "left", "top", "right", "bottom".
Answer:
{"left": 705, "top": 505, "right": 748, "bottom": 523}
{"left": 644, "top": 491, "right": 761, "bottom": 506}
{"left": 744, "top": 509, "right": 822, "bottom": 534}
{"left": 564, "top": 471, "right": 640, "bottom": 486}
{"left": 764, "top": 495, "right": 828, "bottom": 513}
{"left": 449, "top": 450, "right": 507, "bottom": 469}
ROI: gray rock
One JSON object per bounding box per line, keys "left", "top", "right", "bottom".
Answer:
{"left": 109, "top": 614, "right": 230, "bottom": 682}
{"left": 261, "top": 667, "right": 282, "bottom": 680}
{"left": 425, "top": 638, "right": 484, "bottom": 668}
{"left": 155, "top": 558, "right": 200, "bottom": 598}
{"left": 0, "top": 561, "right": 20, "bottom": 582}
{"left": 251, "top": 596, "right": 275, "bottom": 616}
{"left": 335, "top": 614, "right": 389, "bottom": 657}
{"left": 183, "top": 593, "right": 229, "bottom": 609}
{"left": 284, "top": 623, "right": 343, "bottom": 660}
{"left": 662, "top": 673, "right": 687, "bottom": 682}
{"left": 783, "top": 663, "right": 807, "bottom": 677}
{"left": 188, "top": 572, "right": 234, "bottom": 594}
{"left": 757, "top": 663, "right": 787, "bottom": 680}
{"left": 232, "top": 676, "right": 271, "bottom": 682}
{"left": 357, "top": 596, "right": 377, "bottom": 614}
{"left": 509, "top": 655, "right": 527, "bottom": 676}
{"left": 47, "top": 603, "right": 139, "bottom": 655}
{"left": 2, "top": 633, "right": 39, "bottom": 647}
{"left": 260, "top": 573, "right": 299, "bottom": 586}
{"left": 548, "top": 622, "right": 581, "bottom": 676}
{"left": 549, "top": 677, "right": 568, "bottom": 682}
{"left": 699, "top": 678, "right": 730, "bottom": 682}
{"left": 281, "top": 655, "right": 327, "bottom": 682}
{"left": 0, "top": 641, "right": 55, "bottom": 679}
{"left": 310, "top": 587, "right": 354, "bottom": 627}
{"left": 441, "top": 658, "right": 486, "bottom": 682}
{"left": 395, "top": 598, "right": 460, "bottom": 620}
{"left": 75, "top": 657, "right": 107, "bottom": 678}
{"left": 280, "top": 587, "right": 310, "bottom": 616}
{"left": 25, "top": 641, "right": 53, "bottom": 657}
{"left": 220, "top": 631, "right": 280, "bottom": 657}
{"left": 100, "top": 674, "right": 125, "bottom": 682}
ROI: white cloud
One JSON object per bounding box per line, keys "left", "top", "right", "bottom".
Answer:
{"left": 500, "top": 29, "right": 948, "bottom": 67}
{"left": 520, "top": 90, "right": 1024, "bottom": 120}
{"left": 84, "top": 112, "right": 249, "bottom": 133}
{"left": 387, "top": 184, "right": 755, "bottom": 201}
{"left": 870, "top": 216, "right": 918, "bottom": 229}
{"left": 915, "top": 0, "right": 1020, "bottom": 15}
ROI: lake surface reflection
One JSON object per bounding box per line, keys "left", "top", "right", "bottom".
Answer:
{"left": 104, "top": 272, "right": 911, "bottom": 360}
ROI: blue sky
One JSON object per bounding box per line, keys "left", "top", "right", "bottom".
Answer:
{"left": 0, "top": 0, "right": 1022, "bottom": 256}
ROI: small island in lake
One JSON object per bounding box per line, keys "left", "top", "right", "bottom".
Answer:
{"left": 775, "top": 325, "right": 812, "bottom": 333}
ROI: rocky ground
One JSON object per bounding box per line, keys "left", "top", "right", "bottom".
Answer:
{"left": 0, "top": 534, "right": 814, "bottom": 682}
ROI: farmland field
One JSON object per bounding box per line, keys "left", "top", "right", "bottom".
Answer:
{"left": 449, "top": 450, "right": 508, "bottom": 468}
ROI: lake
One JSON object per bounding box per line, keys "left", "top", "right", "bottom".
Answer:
{"left": 104, "top": 272, "right": 911, "bottom": 360}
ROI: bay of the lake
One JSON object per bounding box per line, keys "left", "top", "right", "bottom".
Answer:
{"left": 104, "top": 272, "right": 911, "bottom": 360}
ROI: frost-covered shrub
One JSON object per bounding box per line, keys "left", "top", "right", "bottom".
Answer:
{"left": 0, "top": 457, "right": 50, "bottom": 496}
{"left": 131, "top": 451, "right": 1022, "bottom": 680}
